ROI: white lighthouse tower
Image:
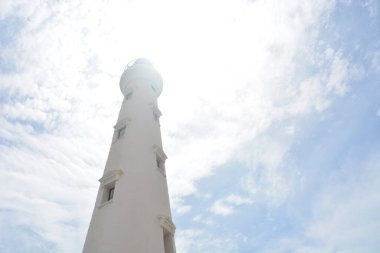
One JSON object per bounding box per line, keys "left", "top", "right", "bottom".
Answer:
{"left": 83, "top": 59, "right": 176, "bottom": 253}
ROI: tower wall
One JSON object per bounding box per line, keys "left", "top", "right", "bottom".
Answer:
{"left": 83, "top": 60, "right": 175, "bottom": 253}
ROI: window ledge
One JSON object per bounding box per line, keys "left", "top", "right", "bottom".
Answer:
{"left": 112, "top": 118, "right": 131, "bottom": 143}
{"left": 157, "top": 167, "right": 166, "bottom": 177}
{"left": 152, "top": 144, "right": 167, "bottom": 160}
{"left": 99, "top": 169, "right": 123, "bottom": 186}
{"left": 98, "top": 199, "right": 113, "bottom": 208}
{"left": 114, "top": 118, "right": 131, "bottom": 130}
{"left": 157, "top": 215, "right": 176, "bottom": 234}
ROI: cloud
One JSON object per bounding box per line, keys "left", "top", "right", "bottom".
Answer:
{"left": 210, "top": 194, "right": 253, "bottom": 216}
{"left": 175, "top": 205, "right": 192, "bottom": 215}
{"left": 176, "top": 229, "right": 245, "bottom": 253}
{"left": 362, "top": 0, "right": 379, "bottom": 17}
{"left": 210, "top": 200, "right": 234, "bottom": 216}
{"left": 258, "top": 149, "right": 380, "bottom": 253}
{"left": 325, "top": 49, "right": 349, "bottom": 96}
{"left": 304, "top": 151, "right": 380, "bottom": 252}
{"left": 371, "top": 50, "right": 380, "bottom": 71}
{"left": 164, "top": 8, "right": 351, "bottom": 205}
{"left": 192, "top": 214, "right": 213, "bottom": 225}
{"left": 1, "top": 0, "right": 372, "bottom": 252}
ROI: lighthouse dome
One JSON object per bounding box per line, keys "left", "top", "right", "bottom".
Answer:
{"left": 120, "top": 58, "right": 163, "bottom": 97}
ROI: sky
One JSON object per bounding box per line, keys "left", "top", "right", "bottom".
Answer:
{"left": 0, "top": 0, "right": 379, "bottom": 252}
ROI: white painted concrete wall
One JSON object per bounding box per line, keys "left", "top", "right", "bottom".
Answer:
{"left": 83, "top": 59, "right": 175, "bottom": 253}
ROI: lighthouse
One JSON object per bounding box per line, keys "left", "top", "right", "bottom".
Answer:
{"left": 83, "top": 59, "right": 176, "bottom": 253}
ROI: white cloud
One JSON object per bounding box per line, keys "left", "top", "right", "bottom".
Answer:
{"left": 304, "top": 152, "right": 380, "bottom": 252}
{"left": 176, "top": 229, "right": 244, "bottom": 253}
{"left": 225, "top": 194, "right": 253, "bottom": 205}
{"left": 325, "top": 50, "right": 349, "bottom": 96}
{"left": 363, "top": 0, "right": 379, "bottom": 17}
{"left": 0, "top": 0, "right": 41, "bottom": 20}
{"left": 371, "top": 51, "right": 380, "bottom": 71}
{"left": 0, "top": 0, "right": 358, "bottom": 251}
{"left": 210, "top": 194, "right": 253, "bottom": 216}
{"left": 236, "top": 132, "right": 294, "bottom": 207}
{"left": 261, "top": 150, "right": 380, "bottom": 253}
{"left": 192, "top": 214, "right": 213, "bottom": 225}
{"left": 210, "top": 200, "right": 235, "bottom": 216}
{"left": 175, "top": 205, "right": 192, "bottom": 215}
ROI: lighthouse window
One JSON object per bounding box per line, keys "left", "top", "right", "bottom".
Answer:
{"left": 98, "top": 170, "right": 123, "bottom": 208}
{"left": 158, "top": 215, "right": 176, "bottom": 253}
{"left": 117, "top": 126, "right": 126, "bottom": 139}
{"left": 126, "top": 91, "right": 133, "bottom": 100}
{"left": 113, "top": 119, "right": 130, "bottom": 143}
{"left": 151, "top": 104, "right": 161, "bottom": 121}
{"left": 156, "top": 154, "right": 166, "bottom": 176}
{"left": 100, "top": 183, "right": 116, "bottom": 206}
{"left": 153, "top": 144, "right": 167, "bottom": 177}
{"left": 108, "top": 187, "right": 115, "bottom": 201}
{"left": 163, "top": 230, "right": 175, "bottom": 253}
{"left": 153, "top": 111, "right": 159, "bottom": 121}
{"left": 156, "top": 156, "right": 160, "bottom": 167}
